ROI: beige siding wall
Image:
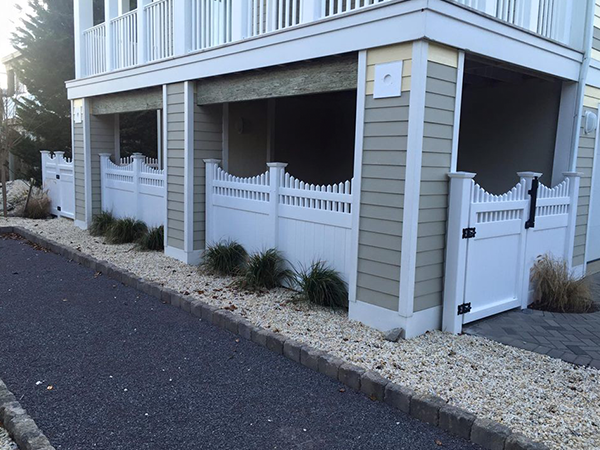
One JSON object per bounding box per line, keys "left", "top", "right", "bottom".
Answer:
{"left": 73, "top": 118, "right": 85, "bottom": 222}
{"left": 89, "top": 114, "right": 115, "bottom": 216}
{"left": 356, "top": 43, "right": 412, "bottom": 312}
{"left": 573, "top": 86, "right": 599, "bottom": 266}
{"left": 166, "top": 83, "right": 186, "bottom": 250}
{"left": 193, "top": 101, "right": 223, "bottom": 251}
{"left": 413, "top": 47, "right": 458, "bottom": 313}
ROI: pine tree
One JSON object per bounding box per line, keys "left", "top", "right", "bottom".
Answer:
{"left": 10, "top": 0, "right": 75, "bottom": 182}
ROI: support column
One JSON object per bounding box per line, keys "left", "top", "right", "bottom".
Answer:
{"left": 564, "top": 171, "right": 582, "bottom": 271}
{"left": 74, "top": 0, "right": 94, "bottom": 78}
{"left": 137, "top": 0, "right": 151, "bottom": 65}
{"left": 173, "top": 0, "right": 192, "bottom": 57}
{"left": 231, "top": 1, "right": 248, "bottom": 41}
{"left": 105, "top": 0, "right": 119, "bottom": 72}
{"left": 301, "top": 0, "right": 321, "bottom": 23}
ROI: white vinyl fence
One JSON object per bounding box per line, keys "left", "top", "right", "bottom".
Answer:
{"left": 205, "top": 160, "right": 354, "bottom": 281}
{"left": 100, "top": 153, "right": 165, "bottom": 227}
{"left": 40, "top": 151, "right": 75, "bottom": 219}
{"left": 443, "top": 171, "right": 580, "bottom": 334}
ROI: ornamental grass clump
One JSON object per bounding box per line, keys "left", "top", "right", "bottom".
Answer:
{"left": 295, "top": 261, "right": 348, "bottom": 309}
{"left": 105, "top": 217, "right": 148, "bottom": 244}
{"left": 136, "top": 226, "right": 164, "bottom": 251}
{"left": 89, "top": 211, "right": 116, "bottom": 236}
{"left": 239, "top": 249, "right": 292, "bottom": 291}
{"left": 531, "top": 254, "right": 597, "bottom": 313}
{"left": 21, "top": 193, "right": 51, "bottom": 219}
{"left": 203, "top": 241, "right": 248, "bottom": 276}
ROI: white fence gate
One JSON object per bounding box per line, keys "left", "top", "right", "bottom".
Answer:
{"left": 40, "top": 151, "right": 75, "bottom": 219}
{"left": 443, "top": 171, "right": 580, "bottom": 334}
{"left": 205, "top": 160, "right": 354, "bottom": 281}
{"left": 100, "top": 153, "right": 165, "bottom": 227}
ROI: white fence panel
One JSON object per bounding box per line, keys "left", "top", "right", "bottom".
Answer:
{"left": 40, "top": 151, "right": 75, "bottom": 219}
{"left": 100, "top": 153, "right": 165, "bottom": 227}
{"left": 443, "top": 171, "right": 581, "bottom": 334}
{"left": 205, "top": 160, "right": 354, "bottom": 281}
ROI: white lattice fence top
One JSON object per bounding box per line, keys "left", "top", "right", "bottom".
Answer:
{"left": 471, "top": 180, "right": 527, "bottom": 225}
{"left": 213, "top": 166, "right": 270, "bottom": 201}
{"left": 280, "top": 173, "right": 353, "bottom": 213}
{"left": 472, "top": 179, "right": 527, "bottom": 203}
{"left": 535, "top": 179, "right": 570, "bottom": 218}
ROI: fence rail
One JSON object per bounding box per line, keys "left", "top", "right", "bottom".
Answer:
{"left": 206, "top": 160, "right": 354, "bottom": 281}
{"left": 40, "top": 151, "right": 75, "bottom": 219}
{"left": 100, "top": 153, "right": 165, "bottom": 227}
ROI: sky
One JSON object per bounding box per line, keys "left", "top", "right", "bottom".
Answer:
{"left": 0, "top": 1, "right": 30, "bottom": 88}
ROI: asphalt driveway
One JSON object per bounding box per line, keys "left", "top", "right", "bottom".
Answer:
{"left": 0, "top": 235, "right": 478, "bottom": 450}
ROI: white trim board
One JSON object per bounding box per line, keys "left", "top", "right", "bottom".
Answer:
{"left": 83, "top": 98, "right": 92, "bottom": 226}
{"left": 162, "top": 85, "right": 169, "bottom": 250}
{"left": 398, "top": 40, "right": 428, "bottom": 319}
{"left": 67, "top": 0, "right": 582, "bottom": 99}
{"left": 183, "top": 81, "right": 195, "bottom": 254}
{"left": 348, "top": 49, "right": 367, "bottom": 304}
{"left": 165, "top": 246, "right": 203, "bottom": 265}
{"left": 348, "top": 300, "right": 442, "bottom": 338}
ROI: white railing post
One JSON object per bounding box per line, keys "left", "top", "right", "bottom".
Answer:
{"left": 132, "top": 153, "right": 144, "bottom": 220}
{"left": 563, "top": 171, "right": 582, "bottom": 270}
{"left": 99, "top": 153, "right": 112, "bottom": 212}
{"left": 231, "top": 0, "right": 249, "bottom": 41}
{"left": 137, "top": 0, "right": 151, "bottom": 65}
{"left": 267, "top": 162, "right": 287, "bottom": 249}
{"left": 40, "top": 151, "right": 50, "bottom": 187}
{"left": 204, "top": 159, "right": 221, "bottom": 248}
{"left": 173, "top": 0, "right": 192, "bottom": 56}
{"left": 105, "top": 0, "right": 119, "bottom": 72}
{"left": 301, "top": 0, "right": 322, "bottom": 23}
{"left": 74, "top": 0, "right": 94, "bottom": 78}
{"left": 442, "top": 172, "right": 475, "bottom": 335}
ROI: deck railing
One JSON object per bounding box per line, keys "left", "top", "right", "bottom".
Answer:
{"left": 77, "top": 0, "right": 583, "bottom": 78}
{"left": 145, "top": 0, "right": 174, "bottom": 62}
{"left": 82, "top": 23, "right": 107, "bottom": 76}
{"left": 111, "top": 9, "right": 138, "bottom": 70}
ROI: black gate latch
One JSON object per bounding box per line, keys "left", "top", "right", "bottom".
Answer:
{"left": 56, "top": 174, "right": 60, "bottom": 180}
{"left": 458, "top": 303, "right": 472, "bottom": 315}
{"left": 462, "top": 227, "right": 476, "bottom": 239}
{"left": 525, "top": 177, "right": 539, "bottom": 229}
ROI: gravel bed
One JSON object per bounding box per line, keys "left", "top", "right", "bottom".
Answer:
{"left": 3, "top": 217, "right": 600, "bottom": 450}
{"left": 0, "top": 427, "right": 17, "bottom": 450}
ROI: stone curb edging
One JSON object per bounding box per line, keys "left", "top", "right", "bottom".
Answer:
{"left": 0, "top": 226, "right": 549, "bottom": 450}
{"left": 0, "top": 378, "right": 55, "bottom": 450}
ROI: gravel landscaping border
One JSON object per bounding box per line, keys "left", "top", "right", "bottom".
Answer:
{"left": 0, "top": 225, "right": 550, "bottom": 450}
{"left": 0, "top": 377, "right": 54, "bottom": 450}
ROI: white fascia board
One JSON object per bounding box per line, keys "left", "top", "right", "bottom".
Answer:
{"left": 426, "top": 0, "right": 582, "bottom": 80}
{"left": 67, "top": 0, "right": 583, "bottom": 99}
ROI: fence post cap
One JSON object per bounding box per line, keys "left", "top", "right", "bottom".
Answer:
{"left": 562, "top": 171, "right": 582, "bottom": 178}
{"left": 98, "top": 153, "right": 112, "bottom": 157}
{"left": 203, "top": 159, "right": 221, "bottom": 164}
{"left": 40, "top": 150, "right": 51, "bottom": 154}
{"left": 517, "top": 171, "right": 543, "bottom": 178}
{"left": 448, "top": 171, "right": 476, "bottom": 179}
{"left": 54, "top": 151, "right": 65, "bottom": 154}
{"left": 267, "top": 162, "right": 288, "bottom": 169}
{"left": 131, "top": 153, "right": 145, "bottom": 159}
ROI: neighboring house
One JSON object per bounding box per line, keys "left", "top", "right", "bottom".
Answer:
{"left": 2, "top": 51, "right": 27, "bottom": 181}
{"left": 63, "top": 0, "right": 600, "bottom": 337}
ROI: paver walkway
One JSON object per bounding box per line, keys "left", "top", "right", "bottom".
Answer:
{"left": 464, "top": 273, "right": 600, "bottom": 369}
{"left": 0, "top": 236, "right": 479, "bottom": 450}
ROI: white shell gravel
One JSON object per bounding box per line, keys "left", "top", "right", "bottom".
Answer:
{"left": 0, "top": 427, "right": 17, "bottom": 450}
{"left": 3, "top": 217, "right": 600, "bottom": 450}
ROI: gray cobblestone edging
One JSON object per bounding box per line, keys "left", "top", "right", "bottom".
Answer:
{"left": 0, "top": 226, "right": 550, "bottom": 450}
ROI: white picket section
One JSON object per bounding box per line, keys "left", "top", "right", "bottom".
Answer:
{"left": 443, "top": 171, "right": 581, "bottom": 334}
{"left": 40, "top": 151, "right": 75, "bottom": 219}
{"left": 145, "top": 0, "right": 174, "bottom": 62}
{"left": 248, "top": 0, "right": 302, "bottom": 36}
{"left": 100, "top": 153, "right": 165, "bottom": 227}
{"left": 111, "top": 9, "right": 138, "bottom": 70}
{"left": 83, "top": 23, "right": 107, "bottom": 76}
{"left": 191, "top": 0, "right": 233, "bottom": 50}
{"left": 205, "top": 160, "right": 354, "bottom": 281}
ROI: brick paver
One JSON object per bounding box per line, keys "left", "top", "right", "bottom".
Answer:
{"left": 464, "top": 274, "right": 600, "bottom": 369}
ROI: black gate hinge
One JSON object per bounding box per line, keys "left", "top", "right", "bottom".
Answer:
{"left": 462, "top": 227, "right": 476, "bottom": 239}
{"left": 458, "top": 302, "right": 472, "bottom": 315}
{"left": 55, "top": 174, "right": 60, "bottom": 180}
{"left": 57, "top": 206, "right": 61, "bottom": 211}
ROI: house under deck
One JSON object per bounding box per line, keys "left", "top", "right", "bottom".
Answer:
{"left": 67, "top": 0, "right": 594, "bottom": 337}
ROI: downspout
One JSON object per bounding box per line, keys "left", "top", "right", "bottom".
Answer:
{"left": 569, "top": 0, "right": 596, "bottom": 172}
